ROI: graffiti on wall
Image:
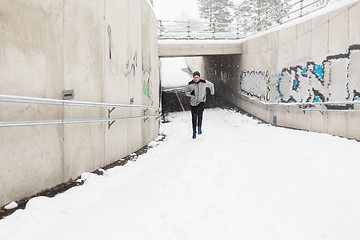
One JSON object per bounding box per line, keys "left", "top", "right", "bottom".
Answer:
{"left": 275, "top": 62, "right": 328, "bottom": 103}
{"left": 122, "top": 50, "right": 154, "bottom": 102}
{"left": 347, "top": 48, "right": 360, "bottom": 101}
{"left": 142, "top": 54, "right": 152, "bottom": 99}
{"left": 125, "top": 51, "right": 138, "bottom": 77}
{"left": 143, "top": 78, "right": 150, "bottom": 97}
{"left": 242, "top": 45, "right": 360, "bottom": 103}
{"left": 240, "top": 70, "right": 270, "bottom": 100}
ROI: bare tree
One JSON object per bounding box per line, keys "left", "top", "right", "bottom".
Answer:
{"left": 234, "top": 0, "right": 289, "bottom": 33}
{"left": 197, "top": 0, "right": 234, "bottom": 31}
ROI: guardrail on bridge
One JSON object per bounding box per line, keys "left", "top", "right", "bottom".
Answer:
{"left": 157, "top": 0, "right": 331, "bottom": 40}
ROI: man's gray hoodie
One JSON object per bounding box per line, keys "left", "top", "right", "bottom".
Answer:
{"left": 184, "top": 79, "right": 215, "bottom": 106}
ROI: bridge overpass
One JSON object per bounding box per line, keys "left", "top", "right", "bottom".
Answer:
{"left": 158, "top": 41, "right": 242, "bottom": 57}
{"left": 156, "top": 0, "right": 334, "bottom": 57}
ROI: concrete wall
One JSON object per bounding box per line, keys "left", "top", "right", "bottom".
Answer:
{"left": 238, "top": 1, "right": 360, "bottom": 103}
{"left": 200, "top": 1, "right": 360, "bottom": 140}
{"left": 0, "top": 0, "right": 160, "bottom": 207}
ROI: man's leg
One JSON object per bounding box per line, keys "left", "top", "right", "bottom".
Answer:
{"left": 190, "top": 106, "right": 197, "bottom": 133}
{"left": 197, "top": 103, "right": 205, "bottom": 134}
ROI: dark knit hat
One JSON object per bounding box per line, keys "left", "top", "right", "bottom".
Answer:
{"left": 193, "top": 71, "right": 200, "bottom": 77}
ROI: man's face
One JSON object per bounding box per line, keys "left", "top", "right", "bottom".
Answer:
{"left": 194, "top": 75, "right": 200, "bottom": 82}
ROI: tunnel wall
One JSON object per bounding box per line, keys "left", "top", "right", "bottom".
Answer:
{"left": 200, "top": 1, "right": 360, "bottom": 141}
{"left": 0, "top": 0, "right": 160, "bottom": 207}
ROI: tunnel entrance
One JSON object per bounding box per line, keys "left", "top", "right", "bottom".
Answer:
{"left": 159, "top": 56, "right": 248, "bottom": 117}
{"left": 160, "top": 57, "right": 241, "bottom": 114}
{"left": 160, "top": 56, "right": 244, "bottom": 114}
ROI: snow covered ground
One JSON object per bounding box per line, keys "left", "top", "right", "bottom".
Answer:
{"left": 1, "top": 109, "right": 360, "bottom": 240}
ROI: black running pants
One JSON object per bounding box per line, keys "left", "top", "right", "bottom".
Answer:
{"left": 190, "top": 102, "right": 205, "bottom": 132}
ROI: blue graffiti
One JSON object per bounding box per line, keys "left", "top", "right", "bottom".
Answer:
{"left": 314, "top": 96, "right": 322, "bottom": 102}
{"left": 314, "top": 64, "right": 323, "bottom": 80}
{"left": 302, "top": 66, "right": 307, "bottom": 75}
{"left": 293, "top": 79, "right": 298, "bottom": 89}
{"left": 274, "top": 73, "right": 282, "bottom": 100}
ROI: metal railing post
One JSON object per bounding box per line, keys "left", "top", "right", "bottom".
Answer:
{"left": 159, "top": 20, "right": 163, "bottom": 40}
{"left": 236, "top": 24, "right": 240, "bottom": 39}
{"left": 212, "top": 21, "right": 215, "bottom": 39}
{"left": 187, "top": 21, "right": 191, "bottom": 39}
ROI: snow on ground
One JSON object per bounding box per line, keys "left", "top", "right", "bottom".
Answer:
{"left": 160, "top": 57, "right": 193, "bottom": 88}
{"left": 1, "top": 109, "right": 360, "bottom": 240}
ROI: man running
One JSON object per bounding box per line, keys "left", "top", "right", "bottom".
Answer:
{"left": 184, "top": 71, "right": 215, "bottom": 139}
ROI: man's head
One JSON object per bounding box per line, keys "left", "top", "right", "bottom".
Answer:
{"left": 193, "top": 71, "right": 200, "bottom": 82}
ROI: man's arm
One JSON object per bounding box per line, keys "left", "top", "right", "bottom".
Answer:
{"left": 183, "top": 84, "right": 193, "bottom": 97}
{"left": 207, "top": 81, "right": 215, "bottom": 95}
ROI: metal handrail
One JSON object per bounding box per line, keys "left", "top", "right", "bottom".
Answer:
{"left": 255, "top": 0, "right": 329, "bottom": 32}
{"left": 157, "top": 20, "right": 246, "bottom": 40}
{"left": 0, "top": 94, "right": 159, "bottom": 110}
{"left": 0, "top": 94, "right": 160, "bottom": 127}
{"left": 0, "top": 115, "right": 160, "bottom": 127}
{"left": 236, "top": 91, "right": 360, "bottom": 113}
{"left": 161, "top": 87, "right": 185, "bottom": 92}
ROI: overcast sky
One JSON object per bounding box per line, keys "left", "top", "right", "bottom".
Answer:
{"left": 153, "top": 0, "right": 243, "bottom": 21}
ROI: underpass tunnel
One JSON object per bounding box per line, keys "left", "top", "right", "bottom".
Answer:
{"left": 160, "top": 55, "right": 243, "bottom": 115}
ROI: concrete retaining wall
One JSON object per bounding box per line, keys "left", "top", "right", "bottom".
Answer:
{"left": 239, "top": 1, "right": 360, "bottom": 103}
{"left": 0, "top": 0, "right": 160, "bottom": 207}
{"left": 200, "top": 1, "right": 360, "bottom": 140}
